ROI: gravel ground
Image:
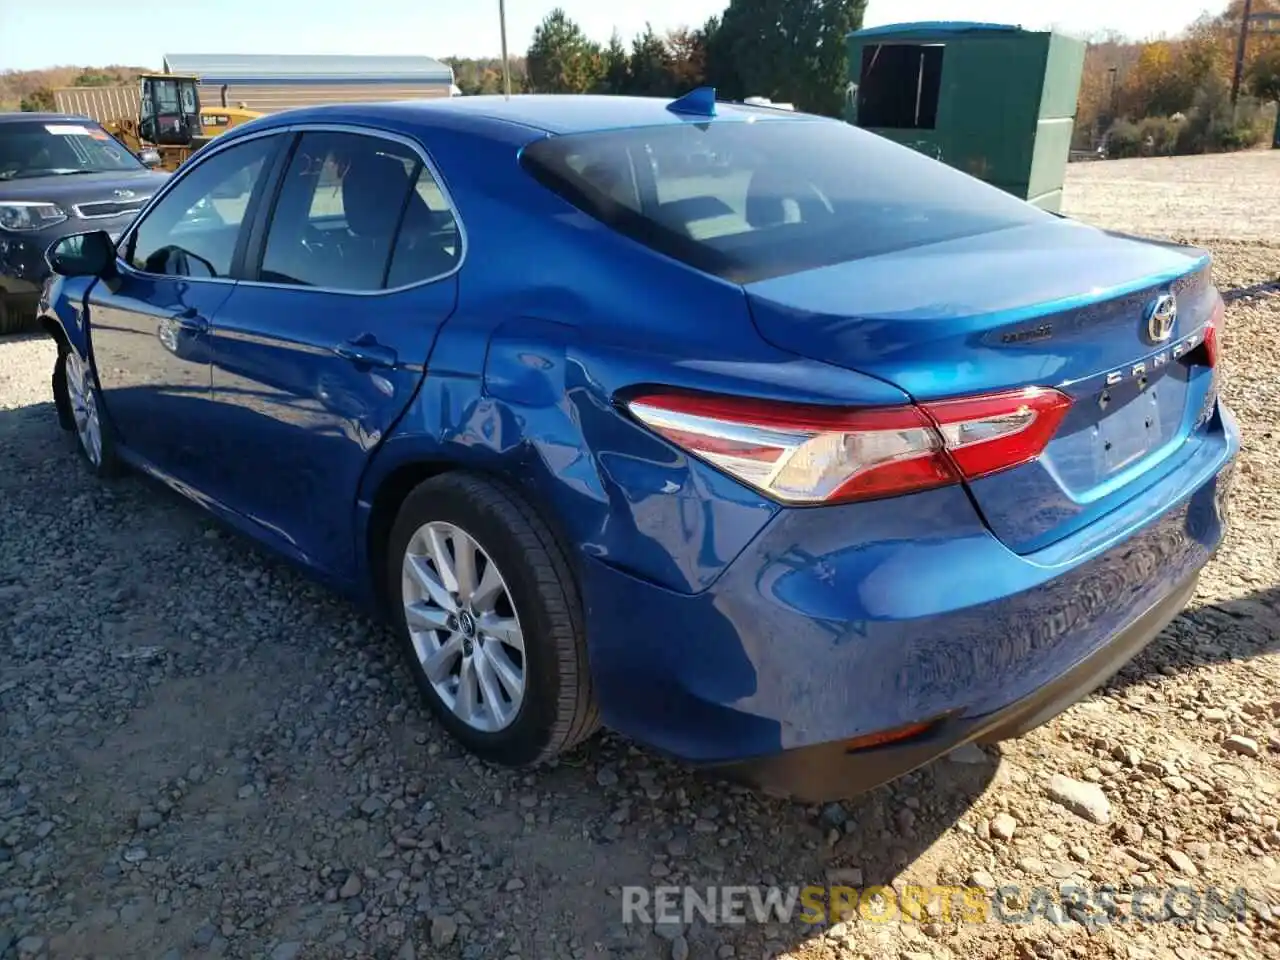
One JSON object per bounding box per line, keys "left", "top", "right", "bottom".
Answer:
{"left": 1062, "top": 151, "right": 1280, "bottom": 243}
{"left": 1, "top": 152, "right": 1278, "bottom": 960}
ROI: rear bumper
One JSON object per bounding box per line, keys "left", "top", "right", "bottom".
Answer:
{"left": 717, "top": 565, "right": 1199, "bottom": 802}
{"left": 579, "top": 401, "right": 1238, "bottom": 793}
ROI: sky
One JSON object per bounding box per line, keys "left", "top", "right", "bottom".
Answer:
{"left": 0, "top": 0, "right": 1229, "bottom": 73}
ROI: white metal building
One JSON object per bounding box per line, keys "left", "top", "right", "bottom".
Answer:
{"left": 161, "top": 53, "right": 457, "bottom": 113}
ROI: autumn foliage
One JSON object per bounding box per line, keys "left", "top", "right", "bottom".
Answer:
{"left": 0, "top": 66, "right": 148, "bottom": 112}
{"left": 1077, "top": 0, "right": 1280, "bottom": 155}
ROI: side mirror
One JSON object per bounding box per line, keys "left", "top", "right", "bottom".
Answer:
{"left": 138, "top": 148, "right": 162, "bottom": 168}
{"left": 46, "top": 231, "right": 117, "bottom": 279}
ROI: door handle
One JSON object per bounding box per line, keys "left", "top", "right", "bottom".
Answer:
{"left": 170, "top": 309, "right": 209, "bottom": 334}
{"left": 334, "top": 336, "right": 397, "bottom": 369}
{"left": 157, "top": 310, "right": 207, "bottom": 353}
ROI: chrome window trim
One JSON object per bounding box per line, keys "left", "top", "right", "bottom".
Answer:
{"left": 114, "top": 122, "right": 468, "bottom": 297}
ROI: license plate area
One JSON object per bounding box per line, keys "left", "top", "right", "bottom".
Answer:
{"left": 1095, "top": 379, "right": 1175, "bottom": 475}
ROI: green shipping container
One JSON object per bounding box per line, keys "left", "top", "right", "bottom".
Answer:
{"left": 845, "top": 22, "right": 1086, "bottom": 212}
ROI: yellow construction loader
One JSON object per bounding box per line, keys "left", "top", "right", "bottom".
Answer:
{"left": 53, "top": 74, "right": 262, "bottom": 171}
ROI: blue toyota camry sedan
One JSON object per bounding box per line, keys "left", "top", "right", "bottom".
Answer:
{"left": 39, "top": 91, "right": 1237, "bottom": 801}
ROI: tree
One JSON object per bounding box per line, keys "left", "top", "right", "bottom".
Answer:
{"left": 598, "top": 31, "right": 631, "bottom": 94}
{"left": 1248, "top": 45, "right": 1280, "bottom": 103}
{"left": 1121, "top": 42, "right": 1188, "bottom": 117}
{"left": 443, "top": 56, "right": 528, "bottom": 96}
{"left": 716, "top": 0, "right": 867, "bottom": 116}
{"left": 717, "top": 0, "right": 784, "bottom": 102}
{"left": 666, "top": 27, "right": 708, "bottom": 92}
{"left": 1080, "top": 0, "right": 1280, "bottom": 144}
{"left": 73, "top": 69, "right": 117, "bottom": 87}
{"left": 700, "top": 15, "right": 746, "bottom": 101}
{"left": 526, "top": 9, "right": 602, "bottom": 94}
{"left": 628, "top": 25, "right": 676, "bottom": 96}
{"left": 1118, "top": 32, "right": 1227, "bottom": 120}
{"left": 19, "top": 87, "right": 55, "bottom": 112}
{"left": 800, "top": 0, "right": 868, "bottom": 116}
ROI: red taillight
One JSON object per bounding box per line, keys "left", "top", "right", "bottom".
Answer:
{"left": 922, "top": 388, "right": 1074, "bottom": 480}
{"left": 626, "top": 386, "right": 1073, "bottom": 504}
{"left": 1203, "top": 296, "right": 1223, "bottom": 368}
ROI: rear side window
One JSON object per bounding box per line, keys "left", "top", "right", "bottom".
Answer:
{"left": 520, "top": 118, "right": 1049, "bottom": 284}
{"left": 259, "top": 131, "right": 460, "bottom": 292}
{"left": 386, "top": 165, "right": 462, "bottom": 288}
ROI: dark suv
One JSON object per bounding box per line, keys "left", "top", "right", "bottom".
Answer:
{"left": 1, "top": 113, "right": 168, "bottom": 333}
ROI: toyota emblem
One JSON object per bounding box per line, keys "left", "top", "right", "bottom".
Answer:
{"left": 1147, "top": 294, "right": 1177, "bottom": 343}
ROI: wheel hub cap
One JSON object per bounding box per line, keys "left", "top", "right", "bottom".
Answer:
{"left": 400, "top": 521, "right": 526, "bottom": 733}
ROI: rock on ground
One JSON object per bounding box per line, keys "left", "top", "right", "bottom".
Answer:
{"left": 1046, "top": 774, "right": 1112, "bottom": 825}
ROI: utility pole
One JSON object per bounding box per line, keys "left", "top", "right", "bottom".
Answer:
{"left": 499, "top": 0, "right": 512, "bottom": 99}
{"left": 1231, "top": 0, "right": 1253, "bottom": 105}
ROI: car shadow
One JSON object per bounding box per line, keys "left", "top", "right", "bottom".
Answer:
{"left": 0, "top": 329, "right": 48, "bottom": 345}
{"left": 1, "top": 392, "right": 1275, "bottom": 960}
{"left": 0, "top": 397, "right": 63, "bottom": 468}
{"left": 1221, "top": 277, "right": 1280, "bottom": 303}
{"left": 1103, "top": 581, "right": 1280, "bottom": 695}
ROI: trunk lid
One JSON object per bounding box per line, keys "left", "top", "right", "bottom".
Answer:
{"left": 744, "top": 218, "right": 1221, "bottom": 554}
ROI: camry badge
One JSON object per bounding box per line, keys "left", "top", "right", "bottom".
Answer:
{"left": 112, "top": 189, "right": 136, "bottom": 199}
{"left": 1147, "top": 293, "right": 1177, "bottom": 343}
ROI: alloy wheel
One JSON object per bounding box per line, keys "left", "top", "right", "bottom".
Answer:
{"left": 401, "top": 521, "right": 526, "bottom": 733}
{"left": 65, "top": 352, "right": 102, "bottom": 467}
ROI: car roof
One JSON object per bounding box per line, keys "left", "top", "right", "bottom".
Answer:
{"left": 0, "top": 112, "right": 95, "bottom": 125}
{"left": 246, "top": 94, "right": 819, "bottom": 139}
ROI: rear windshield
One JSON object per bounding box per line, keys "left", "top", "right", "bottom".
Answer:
{"left": 520, "top": 117, "right": 1050, "bottom": 284}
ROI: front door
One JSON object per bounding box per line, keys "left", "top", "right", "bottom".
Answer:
{"left": 206, "top": 128, "right": 462, "bottom": 578}
{"left": 90, "top": 133, "right": 284, "bottom": 481}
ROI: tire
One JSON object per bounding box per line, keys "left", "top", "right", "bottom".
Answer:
{"left": 62, "top": 348, "right": 122, "bottom": 478}
{"left": 51, "top": 341, "right": 75, "bottom": 432}
{"left": 387, "top": 473, "right": 599, "bottom": 766}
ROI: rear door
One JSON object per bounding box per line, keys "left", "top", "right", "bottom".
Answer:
{"left": 205, "top": 127, "right": 462, "bottom": 578}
